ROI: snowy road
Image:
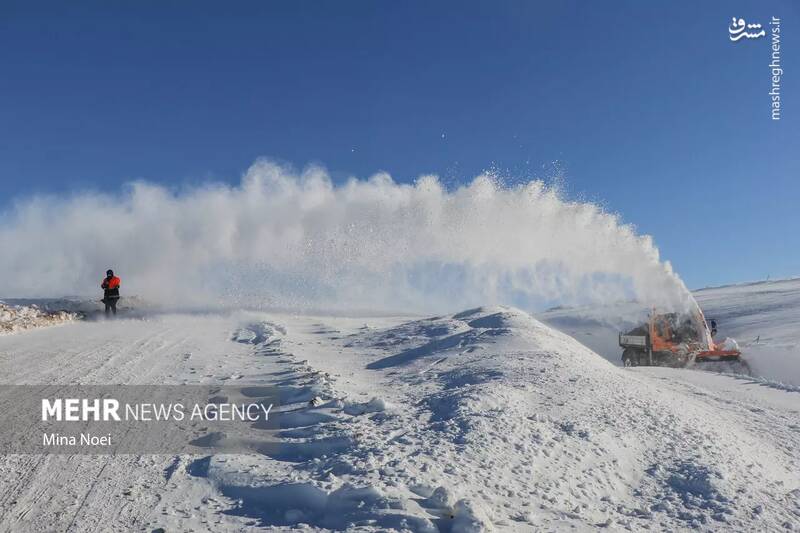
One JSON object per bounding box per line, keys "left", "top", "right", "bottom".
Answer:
{"left": 0, "top": 315, "right": 263, "bottom": 532}
{"left": 0, "top": 309, "right": 798, "bottom": 531}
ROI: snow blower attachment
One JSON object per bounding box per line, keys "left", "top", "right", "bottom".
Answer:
{"left": 619, "top": 309, "right": 742, "bottom": 367}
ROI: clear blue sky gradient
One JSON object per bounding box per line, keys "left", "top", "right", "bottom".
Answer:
{"left": 1, "top": 1, "right": 797, "bottom": 289}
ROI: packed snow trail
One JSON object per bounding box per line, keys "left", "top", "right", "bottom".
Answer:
{"left": 0, "top": 309, "right": 798, "bottom": 531}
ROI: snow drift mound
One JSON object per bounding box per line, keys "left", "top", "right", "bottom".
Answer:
{"left": 0, "top": 296, "right": 153, "bottom": 321}
{"left": 0, "top": 302, "right": 79, "bottom": 335}
{"left": 328, "top": 307, "right": 800, "bottom": 530}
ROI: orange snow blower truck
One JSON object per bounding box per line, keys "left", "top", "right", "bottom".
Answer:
{"left": 619, "top": 309, "right": 741, "bottom": 367}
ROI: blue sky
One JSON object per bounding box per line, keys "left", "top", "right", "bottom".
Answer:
{"left": 0, "top": 0, "right": 797, "bottom": 289}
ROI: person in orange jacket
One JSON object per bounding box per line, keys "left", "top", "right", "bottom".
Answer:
{"left": 101, "top": 269, "right": 121, "bottom": 316}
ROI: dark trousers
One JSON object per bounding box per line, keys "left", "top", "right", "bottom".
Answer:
{"left": 104, "top": 297, "right": 119, "bottom": 315}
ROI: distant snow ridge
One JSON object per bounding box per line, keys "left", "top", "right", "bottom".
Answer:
{"left": 0, "top": 302, "right": 79, "bottom": 335}
{"left": 694, "top": 277, "right": 800, "bottom": 386}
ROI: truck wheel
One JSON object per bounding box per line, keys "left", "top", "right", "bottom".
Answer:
{"left": 622, "top": 349, "right": 640, "bottom": 367}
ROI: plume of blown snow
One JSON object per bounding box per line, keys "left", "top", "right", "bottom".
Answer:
{"left": 0, "top": 160, "right": 695, "bottom": 313}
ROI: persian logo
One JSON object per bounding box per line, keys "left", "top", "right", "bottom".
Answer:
{"left": 729, "top": 17, "right": 765, "bottom": 41}
{"left": 728, "top": 16, "right": 782, "bottom": 120}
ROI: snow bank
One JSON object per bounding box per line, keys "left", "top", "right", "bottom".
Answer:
{"left": 0, "top": 302, "right": 80, "bottom": 335}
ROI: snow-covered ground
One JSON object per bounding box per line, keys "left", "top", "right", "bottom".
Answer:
{"left": 0, "top": 280, "right": 798, "bottom": 532}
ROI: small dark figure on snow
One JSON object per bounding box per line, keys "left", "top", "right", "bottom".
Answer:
{"left": 101, "top": 269, "right": 121, "bottom": 316}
